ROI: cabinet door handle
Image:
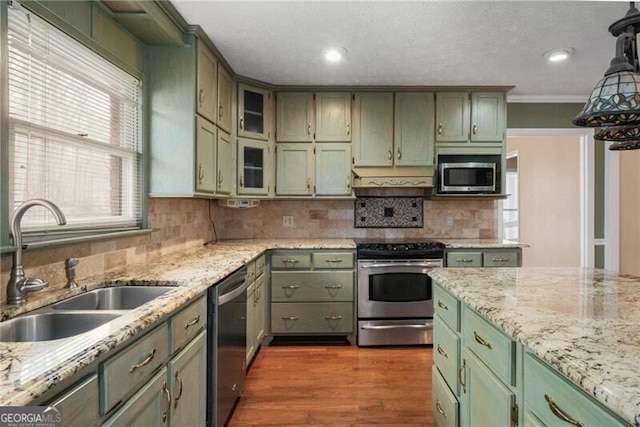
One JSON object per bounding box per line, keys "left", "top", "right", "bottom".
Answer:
{"left": 173, "top": 370, "right": 184, "bottom": 409}
{"left": 325, "top": 259, "right": 343, "bottom": 264}
{"left": 544, "top": 395, "right": 584, "bottom": 427}
{"left": 240, "top": 175, "right": 244, "bottom": 187}
{"left": 387, "top": 148, "right": 392, "bottom": 160}
{"left": 324, "top": 284, "right": 343, "bottom": 289}
{"left": 437, "top": 123, "right": 443, "bottom": 136}
{"left": 198, "top": 164, "right": 204, "bottom": 183}
{"left": 459, "top": 359, "right": 466, "bottom": 394}
{"left": 219, "top": 104, "right": 223, "bottom": 120}
{"left": 492, "top": 257, "right": 510, "bottom": 262}
{"left": 307, "top": 122, "right": 312, "bottom": 136}
{"left": 198, "top": 88, "right": 204, "bottom": 107}
{"left": 472, "top": 123, "right": 478, "bottom": 135}
{"left": 456, "top": 258, "right": 474, "bottom": 263}
{"left": 129, "top": 348, "right": 156, "bottom": 373}
{"left": 347, "top": 175, "right": 351, "bottom": 190}
{"left": 435, "top": 401, "right": 446, "bottom": 417}
{"left": 307, "top": 177, "right": 311, "bottom": 192}
{"left": 185, "top": 315, "right": 200, "bottom": 329}
{"left": 162, "top": 381, "right": 171, "bottom": 422}
{"left": 239, "top": 116, "right": 244, "bottom": 130}
{"left": 282, "top": 259, "right": 299, "bottom": 266}
{"left": 346, "top": 123, "right": 350, "bottom": 136}
{"left": 282, "top": 316, "right": 299, "bottom": 320}
{"left": 437, "top": 300, "right": 449, "bottom": 310}
{"left": 218, "top": 170, "right": 223, "bottom": 184}
{"left": 397, "top": 148, "right": 401, "bottom": 160}
{"left": 436, "top": 344, "right": 448, "bottom": 358}
{"left": 281, "top": 285, "right": 300, "bottom": 289}
{"left": 473, "top": 331, "right": 493, "bottom": 349}
{"left": 325, "top": 315, "right": 343, "bottom": 320}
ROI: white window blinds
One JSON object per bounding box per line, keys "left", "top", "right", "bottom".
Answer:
{"left": 7, "top": 4, "right": 143, "bottom": 234}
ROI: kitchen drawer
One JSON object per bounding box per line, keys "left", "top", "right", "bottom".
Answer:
{"left": 100, "top": 323, "right": 169, "bottom": 414}
{"left": 271, "top": 302, "right": 353, "bottom": 333}
{"left": 483, "top": 251, "right": 518, "bottom": 267}
{"left": 524, "top": 352, "right": 628, "bottom": 427}
{"left": 462, "top": 306, "right": 515, "bottom": 386}
{"left": 432, "top": 366, "right": 459, "bottom": 427}
{"left": 271, "top": 271, "right": 354, "bottom": 302}
{"left": 255, "top": 255, "right": 266, "bottom": 277}
{"left": 271, "top": 253, "right": 311, "bottom": 269}
{"left": 446, "top": 252, "right": 482, "bottom": 267}
{"left": 170, "top": 296, "right": 206, "bottom": 354}
{"left": 433, "top": 316, "right": 460, "bottom": 396}
{"left": 434, "top": 283, "right": 460, "bottom": 332}
{"left": 312, "top": 252, "right": 354, "bottom": 269}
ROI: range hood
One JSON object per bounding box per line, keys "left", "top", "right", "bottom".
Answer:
{"left": 352, "top": 167, "right": 434, "bottom": 188}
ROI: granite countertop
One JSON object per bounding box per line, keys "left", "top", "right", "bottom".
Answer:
{"left": 429, "top": 267, "right": 640, "bottom": 426}
{"left": 0, "top": 239, "right": 355, "bottom": 406}
{"left": 439, "top": 238, "right": 528, "bottom": 249}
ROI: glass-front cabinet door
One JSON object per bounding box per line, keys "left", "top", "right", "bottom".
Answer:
{"left": 238, "top": 83, "right": 270, "bottom": 141}
{"left": 238, "top": 138, "right": 270, "bottom": 196}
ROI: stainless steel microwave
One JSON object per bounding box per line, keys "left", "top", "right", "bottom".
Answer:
{"left": 439, "top": 162, "right": 496, "bottom": 193}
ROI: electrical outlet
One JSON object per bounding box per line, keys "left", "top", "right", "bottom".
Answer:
{"left": 282, "top": 215, "right": 294, "bottom": 227}
{"left": 445, "top": 214, "right": 454, "bottom": 227}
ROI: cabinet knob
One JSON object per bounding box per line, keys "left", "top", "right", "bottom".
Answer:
{"left": 387, "top": 148, "right": 392, "bottom": 161}
{"left": 198, "top": 164, "right": 204, "bottom": 183}
{"left": 307, "top": 122, "right": 312, "bottom": 136}
{"left": 437, "top": 123, "right": 443, "bottom": 136}
{"left": 198, "top": 88, "right": 204, "bottom": 107}
{"left": 346, "top": 123, "right": 350, "bottom": 136}
{"left": 240, "top": 175, "right": 244, "bottom": 187}
{"left": 239, "top": 116, "right": 244, "bottom": 130}
{"left": 472, "top": 123, "right": 478, "bottom": 135}
{"left": 307, "top": 177, "right": 312, "bottom": 192}
{"left": 218, "top": 170, "right": 223, "bottom": 184}
{"left": 397, "top": 148, "right": 401, "bottom": 160}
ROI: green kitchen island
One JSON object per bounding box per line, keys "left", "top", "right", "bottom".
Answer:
{"left": 429, "top": 267, "right": 639, "bottom": 427}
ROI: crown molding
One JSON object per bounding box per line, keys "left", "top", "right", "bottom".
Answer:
{"left": 507, "top": 95, "right": 587, "bottom": 103}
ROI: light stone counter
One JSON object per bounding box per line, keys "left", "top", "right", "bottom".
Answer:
{"left": 429, "top": 267, "right": 640, "bottom": 426}
{"left": 0, "top": 239, "right": 355, "bottom": 406}
{"left": 439, "top": 238, "right": 528, "bottom": 249}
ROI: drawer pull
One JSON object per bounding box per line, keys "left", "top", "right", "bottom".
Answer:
{"left": 162, "top": 381, "right": 171, "bottom": 422}
{"left": 282, "top": 316, "right": 300, "bottom": 320}
{"left": 173, "top": 370, "right": 183, "bottom": 409}
{"left": 435, "top": 401, "right": 446, "bottom": 417}
{"left": 473, "top": 331, "right": 493, "bottom": 349}
{"left": 129, "top": 348, "right": 156, "bottom": 373}
{"left": 437, "top": 300, "right": 449, "bottom": 310}
{"left": 282, "top": 285, "right": 300, "bottom": 289}
{"left": 282, "top": 259, "right": 300, "bottom": 265}
{"left": 184, "top": 315, "right": 200, "bottom": 329}
{"left": 325, "top": 259, "right": 343, "bottom": 264}
{"left": 459, "top": 359, "right": 466, "bottom": 394}
{"left": 492, "top": 257, "right": 510, "bottom": 262}
{"left": 436, "top": 344, "right": 448, "bottom": 358}
{"left": 324, "top": 284, "right": 343, "bottom": 289}
{"left": 544, "top": 394, "right": 584, "bottom": 427}
{"left": 325, "top": 315, "right": 343, "bottom": 320}
{"left": 456, "top": 258, "right": 474, "bottom": 263}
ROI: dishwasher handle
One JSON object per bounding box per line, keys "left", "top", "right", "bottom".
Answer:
{"left": 217, "top": 268, "right": 248, "bottom": 305}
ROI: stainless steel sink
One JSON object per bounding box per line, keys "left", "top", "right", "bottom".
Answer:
{"left": 0, "top": 312, "right": 121, "bottom": 342}
{"left": 53, "top": 286, "right": 175, "bottom": 311}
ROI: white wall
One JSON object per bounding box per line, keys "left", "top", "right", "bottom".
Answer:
{"left": 619, "top": 151, "right": 640, "bottom": 275}
{"left": 507, "top": 135, "right": 581, "bottom": 267}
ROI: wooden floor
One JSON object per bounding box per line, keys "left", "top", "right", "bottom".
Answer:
{"left": 228, "top": 344, "right": 433, "bottom": 427}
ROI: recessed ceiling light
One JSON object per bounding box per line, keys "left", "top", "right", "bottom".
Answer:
{"left": 544, "top": 48, "right": 574, "bottom": 63}
{"left": 324, "top": 47, "right": 347, "bottom": 63}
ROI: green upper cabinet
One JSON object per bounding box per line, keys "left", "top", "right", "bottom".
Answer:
{"left": 436, "top": 92, "right": 505, "bottom": 144}
{"left": 315, "top": 143, "right": 352, "bottom": 196}
{"left": 196, "top": 42, "right": 218, "bottom": 124}
{"left": 275, "top": 144, "right": 314, "bottom": 196}
{"left": 216, "top": 129, "right": 233, "bottom": 195}
{"left": 353, "top": 92, "right": 394, "bottom": 167}
{"left": 276, "top": 92, "right": 315, "bottom": 142}
{"left": 239, "top": 83, "right": 271, "bottom": 141}
{"left": 196, "top": 116, "right": 217, "bottom": 195}
{"left": 217, "top": 66, "right": 233, "bottom": 133}
{"left": 238, "top": 138, "right": 271, "bottom": 196}
{"left": 315, "top": 92, "right": 352, "bottom": 142}
{"left": 471, "top": 92, "right": 506, "bottom": 142}
{"left": 394, "top": 92, "right": 435, "bottom": 166}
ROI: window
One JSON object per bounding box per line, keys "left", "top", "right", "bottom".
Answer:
{"left": 6, "top": 4, "right": 143, "bottom": 238}
{"left": 502, "top": 153, "right": 519, "bottom": 242}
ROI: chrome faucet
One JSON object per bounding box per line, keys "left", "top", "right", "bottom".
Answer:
{"left": 6, "top": 199, "right": 67, "bottom": 305}
{"left": 65, "top": 258, "right": 80, "bottom": 289}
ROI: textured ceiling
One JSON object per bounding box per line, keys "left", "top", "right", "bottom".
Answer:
{"left": 170, "top": 1, "right": 630, "bottom": 100}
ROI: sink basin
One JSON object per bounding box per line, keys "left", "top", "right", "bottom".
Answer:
{"left": 53, "top": 286, "right": 175, "bottom": 311}
{"left": 0, "top": 312, "right": 121, "bottom": 342}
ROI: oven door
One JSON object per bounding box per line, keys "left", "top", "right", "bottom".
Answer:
{"left": 357, "top": 260, "right": 440, "bottom": 319}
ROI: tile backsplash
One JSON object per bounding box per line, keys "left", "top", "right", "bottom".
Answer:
{"left": 354, "top": 197, "right": 423, "bottom": 228}
{"left": 0, "top": 194, "right": 497, "bottom": 304}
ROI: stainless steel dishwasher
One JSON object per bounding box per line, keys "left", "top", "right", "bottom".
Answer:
{"left": 207, "top": 266, "right": 248, "bottom": 427}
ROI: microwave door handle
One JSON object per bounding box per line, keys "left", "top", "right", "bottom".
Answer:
{"left": 359, "top": 262, "right": 442, "bottom": 269}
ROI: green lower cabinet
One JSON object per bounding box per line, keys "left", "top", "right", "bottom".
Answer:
{"left": 102, "top": 367, "right": 169, "bottom": 427}
{"left": 460, "top": 348, "right": 516, "bottom": 427}
{"left": 168, "top": 331, "right": 207, "bottom": 427}
{"left": 48, "top": 374, "right": 100, "bottom": 427}
{"left": 433, "top": 366, "right": 459, "bottom": 427}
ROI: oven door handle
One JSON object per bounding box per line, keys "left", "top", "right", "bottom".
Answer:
{"left": 360, "top": 322, "right": 433, "bottom": 330}
{"left": 359, "top": 262, "right": 442, "bottom": 269}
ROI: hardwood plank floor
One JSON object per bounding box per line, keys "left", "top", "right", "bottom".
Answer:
{"left": 228, "top": 344, "right": 433, "bottom": 427}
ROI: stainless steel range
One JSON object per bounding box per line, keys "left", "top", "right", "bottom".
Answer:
{"left": 356, "top": 239, "right": 444, "bottom": 346}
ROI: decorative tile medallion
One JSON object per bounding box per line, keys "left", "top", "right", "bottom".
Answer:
{"left": 354, "top": 197, "right": 423, "bottom": 228}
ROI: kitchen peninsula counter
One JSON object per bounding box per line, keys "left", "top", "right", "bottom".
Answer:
{"left": 0, "top": 239, "right": 355, "bottom": 407}
{"left": 429, "top": 267, "right": 640, "bottom": 426}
